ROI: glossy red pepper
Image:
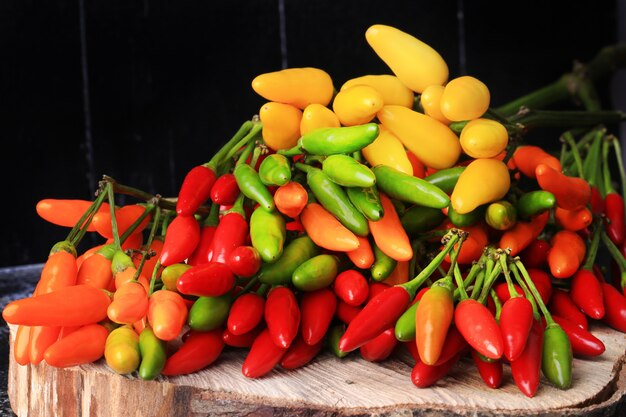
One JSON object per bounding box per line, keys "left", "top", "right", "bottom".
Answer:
{"left": 471, "top": 349, "right": 503, "bottom": 389}
{"left": 605, "top": 193, "right": 625, "bottom": 246}
{"left": 241, "top": 328, "right": 288, "bottom": 378}
{"left": 176, "top": 262, "right": 235, "bottom": 297}
{"left": 264, "top": 286, "right": 301, "bottom": 349}
{"left": 535, "top": 163, "right": 591, "bottom": 211}
{"left": 222, "top": 325, "right": 264, "bottom": 348}
{"left": 551, "top": 315, "right": 605, "bottom": 357}
{"left": 548, "top": 289, "right": 588, "bottom": 330}
{"left": 207, "top": 211, "right": 249, "bottom": 265}
{"left": 570, "top": 268, "right": 605, "bottom": 319}
{"left": 493, "top": 282, "right": 525, "bottom": 304}
{"left": 187, "top": 224, "right": 218, "bottom": 266}
{"left": 161, "top": 329, "right": 224, "bottom": 376}
{"left": 280, "top": 335, "right": 323, "bottom": 370}
{"left": 590, "top": 186, "right": 605, "bottom": 214}
{"left": 500, "top": 296, "right": 534, "bottom": 361}
{"left": 519, "top": 239, "right": 550, "bottom": 268}
{"left": 411, "top": 353, "right": 461, "bottom": 388}
{"left": 227, "top": 246, "right": 262, "bottom": 278}
{"left": 526, "top": 268, "right": 553, "bottom": 305}
{"left": 335, "top": 300, "right": 362, "bottom": 324}
{"left": 176, "top": 165, "right": 217, "bottom": 216}
{"left": 359, "top": 327, "right": 398, "bottom": 362}
{"left": 227, "top": 292, "right": 265, "bottom": 336}
{"left": 333, "top": 270, "right": 369, "bottom": 307}
{"left": 510, "top": 320, "right": 544, "bottom": 398}
{"left": 210, "top": 173, "right": 240, "bottom": 206}
{"left": 300, "top": 288, "right": 337, "bottom": 346}
{"left": 601, "top": 282, "right": 626, "bottom": 333}
{"left": 159, "top": 215, "right": 201, "bottom": 267}
{"left": 432, "top": 325, "right": 468, "bottom": 366}
{"left": 367, "top": 282, "right": 392, "bottom": 302}
{"left": 454, "top": 298, "right": 503, "bottom": 360}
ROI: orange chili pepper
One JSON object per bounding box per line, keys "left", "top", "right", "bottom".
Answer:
{"left": 114, "top": 267, "right": 150, "bottom": 293}
{"left": 76, "top": 244, "right": 105, "bottom": 270}
{"left": 554, "top": 206, "right": 593, "bottom": 231}
{"left": 347, "top": 236, "right": 375, "bottom": 269}
{"left": 300, "top": 203, "right": 360, "bottom": 252}
{"left": 92, "top": 204, "right": 151, "bottom": 239}
{"left": 535, "top": 163, "right": 591, "bottom": 211}
{"left": 383, "top": 260, "right": 409, "bottom": 285}
{"left": 499, "top": 212, "right": 549, "bottom": 256}
{"left": 36, "top": 199, "right": 110, "bottom": 232}
{"left": 28, "top": 326, "right": 61, "bottom": 365}
{"left": 148, "top": 290, "right": 188, "bottom": 341}
{"left": 108, "top": 281, "right": 149, "bottom": 325}
{"left": 44, "top": 323, "right": 109, "bottom": 368}
{"left": 105, "top": 232, "right": 144, "bottom": 251}
{"left": 13, "top": 325, "right": 31, "bottom": 365}
{"left": 274, "top": 181, "right": 308, "bottom": 218}
{"left": 368, "top": 193, "right": 413, "bottom": 262}
{"left": 415, "top": 282, "right": 455, "bottom": 365}
{"left": 547, "top": 230, "right": 586, "bottom": 279}
{"left": 512, "top": 146, "right": 561, "bottom": 179}
{"left": 133, "top": 237, "right": 164, "bottom": 278}
{"left": 77, "top": 244, "right": 116, "bottom": 290}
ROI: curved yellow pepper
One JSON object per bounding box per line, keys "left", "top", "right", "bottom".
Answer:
{"left": 300, "top": 103, "right": 340, "bottom": 136}
{"left": 333, "top": 84, "right": 384, "bottom": 126}
{"left": 341, "top": 74, "right": 414, "bottom": 108}
{"left": 440, "top": 76, "right": 490, "bottom": 121}
{"left": 259, "top": 102, "right": 303, "bottom": 151}
{"left": 361, "top": 124, "right": 413, "bottom": 175}
{"left": 365, "top": 24, "right": 448, "bottom": 93}
{"left": 451, "top": 158, "right": 511, "bottom": 214}
{"left": 376, "top": 105, "right": 461, "bottom": 170}
{"left": 251, "top": 67, "right": 334, "bottom": 109}
{"left": 420, "top": 85, "right": 451, "bottom": 125}
{"left": 460, "top": 118, "right": 508, "bottom": 158}
{"left": 105, "top": 325, "right": 140, "bottom": 375}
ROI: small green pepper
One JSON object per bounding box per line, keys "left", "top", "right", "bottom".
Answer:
{"left": 257, "top": 235, "right": 319, "bottom": 285}
{"left": 346, "top": 186, "right": 384, "bottom": 221}
{"left": 394, "top": 301, "right": 420, "bottom": 342}
{"left": 250, "top": 206, "right": 286, "bottom": 263}
{"left": 373, "top": 165, "right": 450, "bottom": 209}
{"left": 292, "top": 254, "right": 340, "bottom": 291}
{"left": 371, "top": 243, "right": 397, "bottom": 281}
{"left": 328, "top": 323, "right": 349, "bottom": 358}
{"left": 188, "top": 295, "right": 232, "bottom": 331}
{"left": 400, "top": 205, "right": 446, "bottom": 237}
{"left": 279, "top": 123, "right": 379, "bottom": 156}
{"left": 424, "top": 166, "right": 466, "bottom": 194}
{"left": 448, "top": 204, "right": 486, "bottom": 228}
{"left": 541, "top": 323, "right": 573, "bottom": 389}
{"left": 138, "top": 327, "right": 167, "bottom": 380}
{"left": 258, "top": 154, "right": 292, "bottom": 186}
{"left": 234, "top": 164, "right": 275, "bottom": 211}
{"left": 485, "top": 200, "right": 517, "bottom": 230}
{"left": 516, "top": 190, "right": 556, "bottom": 219}
{"left": 322, "top": 154, "right": 376, "bottom": 188}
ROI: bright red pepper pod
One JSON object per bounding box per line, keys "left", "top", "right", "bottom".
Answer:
{"left": 280, "top": 335, "right": 323, "bottom": 370}
{"left": 241, "top": 328, "right": 288, "bottom": 378}
{"left": 493, "top": 282, "right": 525, "bottom": 304}
{"left": 359, "top": 327, "right": 398, "bottom": 362}
{"left": 335, "top": 300, "right": 362, "bottom": 325}
{"left": 208, "top": 212, "right": 249, "bottom": 265}
{"left": 159, "top": 214, "right": 201, "bottom": 267}
{"left": 161, "top": 329, "right": 224, "bottom": 376}
{"left": 187, "top": 225, "right": 218, "bottom": 266}
{"left": 510, "top": 319, "right": 544, "bottom": 398}
{"left": 519, "top": 239, "right": 550, "bottom": 268}
{"left": 264, "top": 286, "right": 301, "bottom": 349}
{"left": 176, "top": 165, "right": 216, "bottom": 216}
{"left": 432, "top": 325, "right": 468, "bottom": 367}
{"left": 333, "top": 270, "right": 369, "bottom": 307}
{"left": 500, "top": 296, "right": 534, "bottom": 362}
{"left": 526, "top": 268, "right": 553, "bottom": 305}
{"left": 227, "top": 292, "right": 265, "bottom": 336}
{"left": 548, "top": 289, "right": 588, "bottom": 331}
{"left": 590, "top": 186, "right": 605, "bottom": 214}
{"left": 300, "top": 288, "right": 337, "bottom": 346}
{"left": 176, "top": 262, "right": 235, "bottom": 297}
{"left": 227, "top": 246, "right": 262, "bottom": 278}
{"left": 411, "top": 353, "right": 461, "bottom": 388}
{"left": 604, "top": 193, "right": 625, "bottom": 246}
{"left": 454, "top": 298, "right": 503, "bottom": 360}
{"left": 600, "top": 282, "right": 626, "bottom": 333}
{"left": 210, "top": 173, "right": 240, "bottom": 206}
{"left": 222, "top": 325, "right": 264, "bottom": 348}
{"left": 570, "top": 269, "right": 605, "bottom": 319}
{"left": 550, "top": 315, "right": 605, "bottom": 357}
{"left": 471, "top": 349, "right": 503, "bottom": 389}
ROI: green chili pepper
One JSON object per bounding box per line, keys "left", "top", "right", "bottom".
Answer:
{"left": 258, "top": 154, "right": 292, "bottom": 186}
{"left": 138, "top": 327, "right": 167, "bottom": 380}
{"left": 328, "top": 323, "right": 349, "bottom": 358}
{"left": 424, "top": 166, "right": 466, "bottom": 194}
{"left": 258, "top": 235, "right": 319, "bottom": 285}
{"left": 188, "top": 295, "right": 232, "bottom": 331}
{"left": 541, "top": 323, "right": 573, "bottom": 389}
{"left": 292, "top": 254, "right": 340, "bottom": 291}
{"left": 485, "top": 200, "right": 517, "bottom": 230}
{"left": 448, "top": 204, "right": 486, "bottom": 228}
{"left": 373, "top": 165, "right": 450, "bottom": 209}
{"left": 233, "top": 164, "right": 275, "bottom": 211}
{"left": 346, "top": 186, "right": 384, "bottom": 221}
{"left": 516, "top": 190, "right": 556, "bottom": 219}
{"left": 371, "top": 243, "right": 397, "bottom": 281}
{"left": 302, "top": 164, "right": 369, "bottom": 236}
{"left": 322, "top": 155, "right": 376, "bottom": 188}
{"left": 400, "top": 205, "right": 446, "bottom": 237}
{"left": 394, "top": 301, "right": 420, "bottom": 342}
{"left": 250, "top": 206, "right": 286, "bottom": 263}
{"left": 279, "top": 123, "right": 379, "bottom": 156}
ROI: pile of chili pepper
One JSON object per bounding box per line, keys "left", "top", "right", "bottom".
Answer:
{"left": 4, "top": 23, "right": 626, "bottom": 399}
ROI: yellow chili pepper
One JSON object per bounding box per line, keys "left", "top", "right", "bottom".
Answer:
{"left": 361, "top": 124, "right": 413, "bottom": 175}
{"left": 440, "top": 76, "right": 490, "bottom": 121}
{"left": 459, "top": 118, "right": 508, "bottom": 158}
{"left": 104, "top": 325, "right": 141, "bottom": 375}
{"left": 341, "top": 74, "right": 414, "bottom": 108}
{"left": 451, "top": 158, "right": 511, "bottom": 214}
{"left": 332, "top": 84, "right": 384, "bottom": 126}
{"left": 377, "top": 105, "right": 461, "bottom": 169}
{"left": 419, "top": 85, "right": 451, "bottom": 125}
{"left": 259, "top": 102, "right": 303, "bottom": 151}
{"left": 251, "top": 67, "right": 334, "bottom": 109}
{"left": 300, "top": 103, "right": 340, "bottom": 136}
{"left": 365, "top": 24, "right": 448, "bottom": 93}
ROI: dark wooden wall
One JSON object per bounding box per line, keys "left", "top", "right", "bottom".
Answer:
{"left": 1, "top": 0, "right": 621, "bottom": 266}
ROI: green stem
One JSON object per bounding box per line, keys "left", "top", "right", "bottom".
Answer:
{"left": 561, "top": 131, "right": 585, "bottom": 179}
{"left": 148, "top": 260, "right": 162, "bottom": 296}
{"left": 67, "top": 184, "right": 109, "bottom": 246}
{"left": 577, "top": 78, "right": 602, "bottom": 111}
{"left": 206, "top": 120, "right": 258, "bottom": 170}
{"left": 602, "top": 137, "right": 617, "bottom": 194}
{"left": 511, "top": 109, "right": 624, "bottom": 131}
{"left": 601, "top": 230, "right": 626, "bottom": 273}
{"left": 106, "top": 183, "right": 122, "bottom": 251}
{"left": 509, "top": 261, "right": 540, "bottom": 320}
{"left": 119, "top": 204, "right": 156, "bottom": 245}
{"left": 496, "top": 75, "right": 572, "bottom": 117}
{"left": 477, "top": 260, "right": 502, "bottom": 305}
{"left": 583, "top": 220, "right": 602, "bottom": 271}
{"left": 499, "top": 253, "right": 519, "bottom": 298}
{"left": 611, "top": 135, "right": 626, "bottom": 197}
{"left": 490, "top": 289, "right": 503, "bottom": 322}
{"left": 513, "top": 260, "right": 554, "bottom": 325}
{"left": 134, "top": 204, "right": 161, "bottom": 279}
{"left": 452, "top": 263, "right": 469, "bottom": 301}
{"left": 233, "top": 276, "right": 260, "bottom": 300}
{"left": 236, "top": 140, "right": 256, "bottom": 166}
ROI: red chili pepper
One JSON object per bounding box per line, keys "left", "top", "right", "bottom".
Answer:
{"left": 411, "top": 352, "right": 461, "bottom": 388}
{"left": 333, "top": 270, "right": 369, "bottom": 307}
{"left": 535, "top": 163, "right": 591, "bottom": 211}
{"left": 510, "top": 319, "right": 544, "bottom": 398}
{"left": 499, "top": 211, "right": 549, "bottom": 256}
{"left": 187, "top": 224, "right": 218, "bottom": 266}
{"left": 280, "top": 335, "right": 323, "bottom": 370}
{"left": 264, "top": 286, "right": 301, "bottom": 349}
{"left": 222, "top": 325, "right": 264, "bottom": 348}
{"left": 210, "top": 173, "right": 240, "bottom": 206}
{"left": 367, "top": 282, "right": 392, "bottom": 302}
{"left": 600, "top": 282, "right": 626, "bottom": 333}
{"left": 339, "top": 286, "right": 411, "bottom": 353}
{"left": 548, "top": 289, "right": 588, "bottom": 330}
{"left": 454, "top": 298, "right": 503, "bottom": 360}
{"left": 227, "top": 292, "right": 265, "bottom": 336}
{"left": 207, "top": 211, "right": 249, "bottom": 265}
{"left": 227, "top": 246, "right": 262, "bottom": 278}
{"left": 493, "top": 282, "right": 525, "bottom": 304}
{"left": 162, "top": 329, "right": 224, "bottom": 376}
{"left": 570, "top": 268, "right": 605, "bottom": 319}
{"left": 551, "top": 315, "right": 605, "bottom": 357}
{"left": 241, "top": 328, "right": 288, "bottom": 378}
{"left": 605, "top": 193, "right": 625, "bottom": 246}
{"left": 335, "top": 300, "right": 362, "bottom": 324}
{"left": 432, "top": 325, "right": 468, "bottom": 366}
{"left": 176, "top": 165, "right": 216, "bottom": 216}
{"left": 500, "top": 296, "right": 534, "bottom": 362}
{"left": 526, "top": 268, "right": 553, "bottom": 305}
{"left": 554, "top": 206, "right": 593, "bottom": 232}
{"left": 359, "top": 327, "right": 398, "bottom": 362}
{"left": 300, "top": 288, "right": 337, "bottom": 346}
{"left": 159, "top": 215, "right": 201, "bottom": 267}
{"left": 513, "top": 145, "right": 562, "bottom": 179}
{"left": 471, "top": 349, "right": 503, "bottom": 389}
{"left": 590, "top": 186, "right": 605, "bottom": 214}
{"left": 519, "top": 239, "right": 550, "bottom": 268}
{"left": 176, "top": 262, "right": 235, "bottom": 297}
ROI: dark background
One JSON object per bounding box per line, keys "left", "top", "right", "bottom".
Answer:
{"left": 1, "top": 0, "right": 624, "bottom": 267}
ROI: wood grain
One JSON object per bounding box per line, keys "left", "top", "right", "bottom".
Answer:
{"left": 7, "top": 324, "right": 626, "bottom": 416}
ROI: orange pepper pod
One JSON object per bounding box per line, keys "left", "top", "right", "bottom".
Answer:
{"left": 35, "top": 199, "right": 110, "bottom": 232}
{"left": 77, "top": 244, "right": 116, "bottom": 290}
{"left": 43, "top": 323, "right": 109, "bottom": 368}
{"left": 446, "top": 223, "right": 489, "bottom": 265}
{"left": 382, "top": 260, "right": 409, "bottom": 286}
{"left": 499, "top": 212, "right": 549, "bottom": 256}
{"left": 512, "top": 146, "right": 562, "bottom": 179}
{"left": 114, "top": 266, "right": 150, "bottom": 293}
{"left": 415, "top": 284, "right": 455, "bottom": 365}
{"left": 148, "top": 290, "right": 188, "bottom": 341}
{"left": 28, "top": 326, "right": 61, "bottom": 365}
{"left": 105, "top": 232, "right": 144, "bottom": 251}
{"left": 13, "top": 325, "right": 31, "bottom": 365}
{"left": 535, "top": 164, "right": 591, "bottom": 211}
{"left": 300, "top": 203, "right": 360, "bottom": 252}
{"left": 133, "top": 238, "right": 164, "bottom": 277}
{"left": 92, "top": 204, "right": 152, "bottom": 240}
{"left": 108, "top": 281, "right": 149, "bottom": 325}
{"left": 76, "top": 244, "right": 106, "bottom": 270}
{"left": 347, "top": 236, "right": 375, "bottom": 269}
{"left": 368, "top": 193, "right": 413, "bottom": 262}
{"left": 547, "top": 230, "right": 586, "bottom": 279}
{"left": 274, "top": 181, "right": 308, "bottom": 218}
{"left": 554, "top": 206, "right": 593, "bottom": 231}
{"left": 34, "top": 242, "right": 78, "bottom": 296}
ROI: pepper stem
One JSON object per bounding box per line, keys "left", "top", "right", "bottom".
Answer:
{"left": 582, "top": 219, "right": 602, "bottom": 271}
{"left": 206, "top": 120, "right": 257, "bottom": 170}
{"left": 512, "top": 259, "right": 554, "bottom": 325}
{"left": 119, "top": 203, "right": 156, "bottom": 245}
{"left": 67, "top": 183, "right": 110, "bottom": 246}
{"left": 134, "top": 203, "right": 161, "bottom": 280}
{"left": 610, "top": 135, "right": 626, "bottom": 197}
{"left": 602, "top": 136, "right": 617, "bottom": 194}
{"left": 148, "top": 259, "right": 162, "bottom": 296}
{"left": 106, "top": 183, "right": 122, "bottom": 251}
{"left": 561, "top": 131, "right": 585, "bottom": 179}
{"left": 498, "top": 251, "right": 519, "bottom": 299}
{"left": 509, "top": 261, "right": 540, "bottom": 320}
{"left": 600, "top": 230, "right": 626, "bottom": 273}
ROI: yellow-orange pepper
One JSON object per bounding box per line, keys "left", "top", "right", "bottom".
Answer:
{"left": 332, "top": 84, "right": 383, "bottom": 126}
{"left": 300, "top": 103, "right": 340, "bottom": 136}
{"left": 361, "top": 124, "right": 413, "bottom": 175}
{"left": 251, "top": 67, "right": 334, "bottom": 109}
{"left": 341, "top": 75, "right": 414, "bottom": 108}
{"left": 104, "top": 325, "right": 140, "bottom": 375}
{"left": 460, "top": 118, "right": 508, "bottom": 158}
{"left": 148, "top": 290, "right": 188, "bottom": 341}
{"left": 440, "top": 76, "right": 490, "bottom": 121}
{"left": 376, "top": 105, "right": 461, "bottom": 169}
{"left": 420, "top": 85, "right": 451, "bottom": 125}
{"left": 365, "top": 24, "right": 448, "bottom": 93}
{"left": 259, "top": 102, "right": 303, "bottom": 151}
{"left": 451, "top": 158, "right": 511, "bottom": 214}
